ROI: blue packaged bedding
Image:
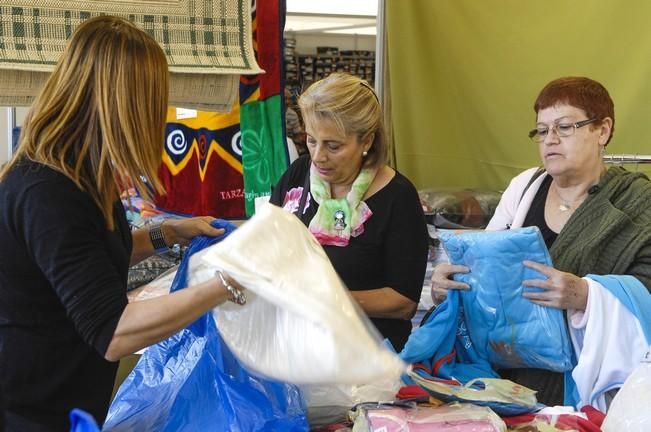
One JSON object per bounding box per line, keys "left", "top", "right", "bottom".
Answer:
{"left": 438, "top": 227, "right": 573, "bottom": 372}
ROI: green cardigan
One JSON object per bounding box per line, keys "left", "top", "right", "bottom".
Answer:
{"left": 551, "top": 166, "right": 651, "bottom": 291}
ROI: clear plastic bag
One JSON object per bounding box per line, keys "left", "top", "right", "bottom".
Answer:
{"left": 352, "top": 402, "right": 506, "bottom": 432}
{"left": 419, "top": 188, "right": 502, "bottom": 229}
{"left": 301, "top": 380, "right": 401, "bottom": 428}
{"left": 408, "top": 371, "right": 538, "bottom": 416}
{"left": 196, "top": 204, "right": 406, "bottom": 385}
{"left": 602, "top": 348, "right": 651, "bottom": 431}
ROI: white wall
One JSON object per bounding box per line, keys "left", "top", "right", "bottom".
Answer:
{"left": 0, "top": 107, "right": 28, "bottom": 164}
{"left": 0, "top": 108, "right": 12, "bottom": 164}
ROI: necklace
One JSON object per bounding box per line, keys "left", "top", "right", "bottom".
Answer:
{"left": 551, "top": 183, "right": 586, "bottom": 212}
{"left": 551, "top": 168, "right": 607, "bottom": 212}
{"left": 558, "top": 201, "right": 574, "bottom": 212}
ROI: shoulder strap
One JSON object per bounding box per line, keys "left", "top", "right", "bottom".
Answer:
{"left": 520, "top": 167, "right": 546, "bottom": 203}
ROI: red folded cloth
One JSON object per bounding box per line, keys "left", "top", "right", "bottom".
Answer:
{"left": 503, "top": 405, "right": 605, "bottom": 432}
{"left": 396, "top": 384, "right": 430, "bottom": 400}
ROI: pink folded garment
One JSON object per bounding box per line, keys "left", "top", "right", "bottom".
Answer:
{"left": 364, "top": 404, "right": 505, "bottom": 432}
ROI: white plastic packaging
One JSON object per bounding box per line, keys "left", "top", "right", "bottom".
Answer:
{"left": 352, "top": 402, "right": 506, "bottom": 432}
{"left": 187, "top": 203, "right": 406, "bottom": 385}
{"left": 301, "top": 379, "right": 402, "bottom": 428}
{"left": 602, "top": 348, "right": 651, "bottom": 432}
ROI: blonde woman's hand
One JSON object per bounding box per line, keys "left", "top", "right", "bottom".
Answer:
{"left": 521, "top": 260, "right": 589, "bottom": 310}
{"left": 430, "top": 263, "right": 470, "bottom": 304}
{"left": 162, "top": 216, "right": 224, "bottom": 246}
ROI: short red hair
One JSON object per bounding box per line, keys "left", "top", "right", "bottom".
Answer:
{"left": 534, "top": 77, "right": 615, "bottom": 145}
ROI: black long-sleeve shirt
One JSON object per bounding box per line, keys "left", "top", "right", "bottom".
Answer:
{"left": 271, "top": 155, "right": 429, "bottom": 351}
{"left": 0, "top": 160, "right": 131, "bottom": 431}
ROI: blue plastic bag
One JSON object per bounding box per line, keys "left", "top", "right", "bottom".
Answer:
{"left": 69, "top": 409, "right": 100, "bottom": 432}
{"left": 103, "top": 220, "right": 308, "bottom": 431}
{"left": 438, "top": 227, "right": 573, "bottom": 371}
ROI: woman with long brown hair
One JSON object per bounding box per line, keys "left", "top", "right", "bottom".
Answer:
{"left": 0, "top": 16, "right": 244, "bottom": 430}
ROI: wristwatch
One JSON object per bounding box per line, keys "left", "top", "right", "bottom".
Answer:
{"left": 149, "top": 222, "right": 170, "bottom": 254}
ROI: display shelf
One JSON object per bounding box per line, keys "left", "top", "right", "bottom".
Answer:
{"left": 284, "top": 41, "right": 375, "bottom": 94}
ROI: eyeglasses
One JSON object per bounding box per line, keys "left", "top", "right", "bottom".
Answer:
{"left": 528, "top": 118, "right": 599, "bottom": 142}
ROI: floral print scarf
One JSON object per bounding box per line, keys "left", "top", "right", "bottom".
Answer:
{"left": 308, "top": 163, "right": 377, "bottom": 247}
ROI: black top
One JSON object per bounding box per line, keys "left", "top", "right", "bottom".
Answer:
{"left": 270, "top": 155, "right": 429, "bottom": 351}
{"left": 0, "top": 160, "right": 131, "bottom": 431}
{"left": 522, "top": 175, "right": 558, "bottom": 249}
{"left": 501, "top": 174, "right": 563, "bottom": 406}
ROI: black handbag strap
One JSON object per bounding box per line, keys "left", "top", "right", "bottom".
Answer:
{"left": 520, "top": 166, "right": 546, "bottom": 203}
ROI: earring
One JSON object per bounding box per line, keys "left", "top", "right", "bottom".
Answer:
{"left": 362, "top": 151, "right": 368, "bottom": 157}
{"left": 600, "top": 145, "right": 606, "bottom": 156}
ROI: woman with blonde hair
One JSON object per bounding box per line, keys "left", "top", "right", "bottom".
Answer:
{"left": 0, "top": 16, "right": 245, "bottom": 429}
{"left": 270, "top": 73, "right": 429, "bottom": 351}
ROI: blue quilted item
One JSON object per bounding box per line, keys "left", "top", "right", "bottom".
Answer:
{"left": 438, "top": 227, "right": 573, "bottom": 372}
{"left": 400, "top": 289, "right": 497, "bottom": 383}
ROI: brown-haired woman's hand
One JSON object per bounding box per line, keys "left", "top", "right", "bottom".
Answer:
{"left": 214, "top": 270, "right": 247, "bottom": 306}
{"left": 521, "top": 260, "right": 589, "bottom": 310}
{"left": 161, "top": 217, "right": 225, "bottom": 246}
{"left": 430, "top": 263, "right": 470, "bottom": 304}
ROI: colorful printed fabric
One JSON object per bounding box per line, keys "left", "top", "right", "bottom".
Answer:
{"left": 154, "top": 0, "right": 288, "bottom": 218}
{"left": 156, "top": 108, "right": 245, "bottom": 218}
{"left": 241, "top": 94, "right": 288, "bottom": 216}
{"left": 240, "top": 0, "right": 289, "bottom": 216}
{"left": 308, "top": 165, "right": 377, "bottom": 247}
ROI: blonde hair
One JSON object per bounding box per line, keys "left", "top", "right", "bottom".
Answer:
{"left": 298, "top": 72, "right": 387, "bottom": 169}
{"left": 0, "top": 16, "right": 169, "bottom": 229}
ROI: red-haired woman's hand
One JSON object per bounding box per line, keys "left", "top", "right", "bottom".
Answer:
{"left": 430, "top": 263, "right": 470, "bottom": 304}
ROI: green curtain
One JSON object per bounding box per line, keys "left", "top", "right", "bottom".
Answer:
{"left": 387, "top": 0, "right": 651, "bottom": 191}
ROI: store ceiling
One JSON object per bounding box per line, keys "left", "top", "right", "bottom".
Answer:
{"left": 285, "top": 0, "right": 377, "bottom": 36}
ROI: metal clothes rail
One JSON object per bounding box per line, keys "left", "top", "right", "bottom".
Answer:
{"left": 603, "top": 154, "right": 651, "bottom": 164}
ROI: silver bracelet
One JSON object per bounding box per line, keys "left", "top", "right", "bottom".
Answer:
{"left": 216, "top": 270, "right": 246, "bottom": 306}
